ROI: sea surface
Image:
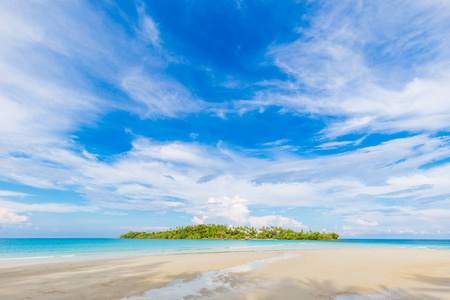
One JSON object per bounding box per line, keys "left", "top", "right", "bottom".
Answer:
{"left": 0, "top": 238, "right": 449, "bottom": 264}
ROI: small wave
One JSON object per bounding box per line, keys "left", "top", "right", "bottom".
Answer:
{"left": 227, "top": 244, "right": 287, "bottom": 250}
{"left": 0, "top": 254, "right": 76, "bottom": 262}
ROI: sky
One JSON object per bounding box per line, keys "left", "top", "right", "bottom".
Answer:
{"left": 1, "top": 0, "right": 450, "bottom": 238}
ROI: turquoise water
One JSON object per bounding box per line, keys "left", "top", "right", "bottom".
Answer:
{"left": 0, "top": 238, "right": 449, "bottom": 264}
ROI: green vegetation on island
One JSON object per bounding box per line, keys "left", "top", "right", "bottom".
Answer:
{"left": 120, "top": 224, "right": 339, "bottom": 240}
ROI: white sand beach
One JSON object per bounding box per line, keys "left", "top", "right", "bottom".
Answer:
{"left": 0, "top": 249, "right": 449, "bottom": 299}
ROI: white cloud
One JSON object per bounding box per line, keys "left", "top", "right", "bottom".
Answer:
{"left": 188, "top": 195, "right": 306, "bottom": 229}
{"left": 249, "top": 215, "right": 307, "bottom": 229}
{"left": 0, "top": 0, "right": 204, "bottom": 171}
{"left": 116, "top": 226, "right": 170, "bottom": 232}
{"left": 261, "top": 139, "right": 290, "bottom": 147}
{"left": 191, "top": 216, "right": 206, "bottom": 225}
{"left": 1, "top": 118, "right": 449, "bottom": 237}
{"left": 270, "top": 29, "right": 367, "bottom": 91}
{"left": 130, "top": 138, "right": 221, "bottom": 167}
{"left": 356, "top": 219, "right": 378, "bottom": 227}
{"left": 0, "top": 0, "right": 210, "bottom": 215}
{"left": 189, "top": 195, "right": 250, "bottom": 226}
{"left": 0, "top": 208, "right": 29, "bottom": 224}
{"left": 234, "top": 0, "right": 243, "bottom": 10}
{"left": 121, "top": 70, "right": 203, "bottom": 119}
{"left": 2, "top": 131, "right": 450, "bottom": 222}
{"left": 316, "top": 141, "right": 354, "bottom": 150}
{"left": 104, "top": 211, "right": 128, "bottom": 216}
{"left": 137, "top": 4, "right": 161, "bottom": 48}
{"left": 322, "top": 74, "right": 450, "bottom": 137}
{"left": 345, "top": 218, "right": 379, "bottom": 227}
{"left": 0, "top": 199, "right": 97, "bottom": 213}
{"left": 0, "top": 190, "right": 30, "bottom": 197}
{"left": 234, "top": 1, "right": 450, "bottom": 136}
{"left": 0, "top": 188, "right": 97, "bottom": 227}
{"left": 316, "top": 136, "right": 366, "bottom": 150}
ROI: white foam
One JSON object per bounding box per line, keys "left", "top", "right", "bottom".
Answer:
{"left": 0, "top": 254, "right": 77, "bottom": 264}
{"left": 227, "top": 243, "right": 286, "bottom": 249}
{"left": 0, "top": 254, "right": 75, "bottom": 261}
{"left": 123, "top": 253, "right": 298, "bottom": 300}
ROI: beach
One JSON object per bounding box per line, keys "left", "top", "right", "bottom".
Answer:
{"left": 0, "top": 248, "right": 449, "bottom": 299}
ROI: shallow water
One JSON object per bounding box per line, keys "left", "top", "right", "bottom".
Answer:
{"left": 335, "top": 289, "right": 406, "bottom": 299}
{"left": 0, "top": 238, "right": 449, "bottom": 264}
{"left": 123, "top": 253, "right": 299, "bottom": 300}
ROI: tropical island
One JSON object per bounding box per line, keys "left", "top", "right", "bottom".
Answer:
{"left": 120, "top": 224, "right": 339, "bottom": 240}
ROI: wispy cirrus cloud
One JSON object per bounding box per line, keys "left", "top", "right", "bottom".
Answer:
{"left": 233, "top": 0, "right": 450, "bottom": 137}
{"left": 0, "top": 190, "right": 30, "bottom": 197}
{"left": 0, "top": 0, "right": 203, "bottom": 213}
{"left": 0, "top": 0, "right": 202, "bottom": 155}
{"left": 137, "top": 3, "right": 162, "bottom": 49}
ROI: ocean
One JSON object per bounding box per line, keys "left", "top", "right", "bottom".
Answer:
{"left": 1, "top": 238, "right": 449, "bottom": 264}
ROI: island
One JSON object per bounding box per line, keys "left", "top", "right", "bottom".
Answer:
{"left": 120, "top": 224, "right": 339, "bottom": 240}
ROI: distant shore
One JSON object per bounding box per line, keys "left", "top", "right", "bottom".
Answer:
{"left": 118, "top": 238, "right": 352, "bottom": 241}
{"left": 1, "top": 248, "right": 449, "bottom": 299}
{"left": 120, "top": 224, "right": 340, "bottom": 241}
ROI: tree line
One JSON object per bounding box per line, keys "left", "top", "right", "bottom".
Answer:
{"left": 120, "top": 224, "right": 339, "bottom": 240}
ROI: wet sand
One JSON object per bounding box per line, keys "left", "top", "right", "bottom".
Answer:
{"left": 0, "top": 249, "right": 449, "bottom": 299}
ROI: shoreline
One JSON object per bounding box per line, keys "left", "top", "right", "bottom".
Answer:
{"left": 1, "top": 243, "right": 448, "bottom": 266}
{"left": 0, "top": 248, "right": 449, "bottom": 299}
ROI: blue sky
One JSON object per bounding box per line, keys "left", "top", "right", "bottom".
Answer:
{"left": 1, "top": 0, "right": 450, "bottom": 238}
